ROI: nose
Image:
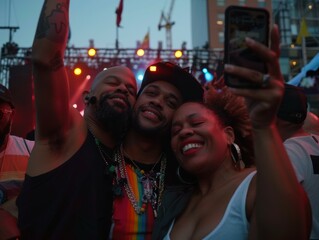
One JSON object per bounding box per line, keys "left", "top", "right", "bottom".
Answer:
{"left": 178, "top": 127, "right": 194, "bottom": 138}
{"left": 149, "top": 95, "right": 164, "bottom": 110}
{"left": 117, "top": 83, "right": 129, "bottom": 95}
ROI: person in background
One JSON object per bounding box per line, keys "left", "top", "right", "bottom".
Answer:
{"left": 276, "top": 83, "right": 319, "bottom": 240}
{"left": 0, "top": 84, "right": 34, "bottom": 240}
{"left": 110, "top": 61, "right": 203, "bottom": 239}
{"left": 303, "top": 111, "right": 319, "bottom": 135}
{"left": 17, "top": 0, "right": 137, "bottom": 239}
{"left": 153, "top": 25, "right": 311, "bottom": 240}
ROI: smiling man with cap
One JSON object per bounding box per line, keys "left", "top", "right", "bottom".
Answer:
{"left": 138, "top": 62, "right": 204, "bottom": 102}
{"left": 110, "top": 61, "right": 203, "bottom": 239}
{"left": 276, "top": 83, "right": 319, "bottom": 239}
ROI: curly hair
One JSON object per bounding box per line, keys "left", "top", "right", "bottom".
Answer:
{"left": 203, "top": 78, "right": 255, "bottom": 167}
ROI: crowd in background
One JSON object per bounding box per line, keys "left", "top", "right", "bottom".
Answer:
{"left": 0, "top": 0, "right": 318, "bottom": 240}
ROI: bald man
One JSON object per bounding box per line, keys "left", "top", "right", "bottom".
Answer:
{"left": 17, "top": 1, "right": 137, "bottom": 239}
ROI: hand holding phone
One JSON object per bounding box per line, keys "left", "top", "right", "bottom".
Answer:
{"left": 224, "top": 6, "right": 270, "bottom": 88}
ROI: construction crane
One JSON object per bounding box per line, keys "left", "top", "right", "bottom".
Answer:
{"left": 158, "top": 0, "right": 175, "bottom": 49}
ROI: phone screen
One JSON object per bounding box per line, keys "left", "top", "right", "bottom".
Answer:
{"left": 224, "top": 6, "right": 269, "bottom": 88}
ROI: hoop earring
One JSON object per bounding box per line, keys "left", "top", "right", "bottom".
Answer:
{"left": 177, "top": 166, "right": 195, "bottom": 185}
{"left": 231, "top": 143, "right": 245, "bottom": 170}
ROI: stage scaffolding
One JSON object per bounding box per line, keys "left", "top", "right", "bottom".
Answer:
{"left": 0, "top": 47, "right": 224, "bottom": 87}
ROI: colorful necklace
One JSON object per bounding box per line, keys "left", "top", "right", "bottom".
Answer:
{"left": 114, "top": 145, "right": 166, "bottom": 217}
{"left": 88, "top": 129, "right": 116, "bottom": 175}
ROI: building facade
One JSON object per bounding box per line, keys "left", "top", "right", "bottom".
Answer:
{"left": 191, "top": 0, "right": 319, "bottom": 113}
{"left": 191, "top": 0, "right": 319, "bottom": 77}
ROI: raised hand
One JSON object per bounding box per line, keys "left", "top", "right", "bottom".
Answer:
{"left": 224, "top": 25, "right": 284, "bottom": 129}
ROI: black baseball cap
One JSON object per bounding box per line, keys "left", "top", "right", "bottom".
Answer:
{"left": 0, "top": 84, "right": 14, "bottom": 108}
{"left": 277, "top": 84, "right": 307, "bottom": 124}
{"left": 138, "top": 62, "right": 204, "bottom": 102}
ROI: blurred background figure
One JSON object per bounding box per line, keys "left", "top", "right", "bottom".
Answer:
{"left": 303, "top": 111, "right": 319, "bottom": 135}
{"left": 276, "top": 84, "right": 319, "bottom": 240}
{"left": 0, "top": 84, "right": 34, "bottom": 239}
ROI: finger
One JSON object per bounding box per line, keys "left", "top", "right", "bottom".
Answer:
{"left": 229, "top": 82, "right": 283, "bottom": 102}
{"left": 270, "top": 24, "right": 280, "bottom": 58}
{"left": 244, "top": 37, "right": 275, "bottom": 64}
{"left": 224, "top": 64, "right": 264, "bottom": 85}
{"left": 245, "top": 35, "right": 281, "bottom": 79}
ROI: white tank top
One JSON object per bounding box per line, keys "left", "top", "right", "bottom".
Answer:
{"left": 163, "top": 171, "right": 256, "bottom": 240}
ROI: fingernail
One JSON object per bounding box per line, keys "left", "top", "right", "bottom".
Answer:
{"left": 224, "top": 64, "right": 233, "bottom": 70}
{"left": 245, "top": 37, "right": 255, "bottom": 45}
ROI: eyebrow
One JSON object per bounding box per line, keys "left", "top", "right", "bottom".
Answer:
{"left": 173, "top": 112, "right": 198, "bottom": 126}
{"left": 147, "top": 84, "right": 181, "bottom": 102}
{"left": 106, "top": 75, "right": 136, "bottom": 89}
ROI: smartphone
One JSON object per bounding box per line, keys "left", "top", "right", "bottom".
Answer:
{"left": 224, "top": 6, "right": 270, "bottom": 88}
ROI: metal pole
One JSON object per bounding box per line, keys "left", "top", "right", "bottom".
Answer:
{"left": 302, "top": 36, "right": 307, "bottom": 66}
{"left": 116, "top": 27, "right": 119, "bottom": 49}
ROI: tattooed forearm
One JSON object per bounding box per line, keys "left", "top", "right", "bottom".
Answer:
{"left": 49, "top": 51, "right": 64, "bottom": 70}
{"left": 35, "top": 0, "right": 69, "bottom": 43}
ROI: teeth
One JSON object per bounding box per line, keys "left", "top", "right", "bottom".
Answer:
{"left": 182, "top": 143, "right": 202, "bottom": 153}
{"left": 113, "top": 97, "right": 125, "bottom": 103}
{"left": 144, "top": 111, "right": 157, "bottom": 118}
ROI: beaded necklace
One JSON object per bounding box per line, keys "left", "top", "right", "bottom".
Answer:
{"left": 114, "top": 145, "right": 166, "bottom": 217}
{"left": 88, "top": 129, "right": 116, "bottom": 175}
{"left": 122, "top": 147, "right": 162, "bottom": 176}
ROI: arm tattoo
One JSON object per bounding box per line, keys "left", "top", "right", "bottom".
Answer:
{"left": 35, "top": 0, "right": 69, "bottom": 43}
{"left": 49, "top": 51, "right": 64, "bottom": 71}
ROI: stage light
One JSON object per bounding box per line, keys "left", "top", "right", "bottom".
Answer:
{"left": 202, "top": 68, "right": 214, "bottom": 82}
{"left": 136, "top": 49, "right": 145, "bottom": 57}
{"left": 174, "top": 50, "right": 183, "bottom": 58}
{"left": 74, "top": 67, "right": 82, "bottom": 76}
{"left": 87, "top": 48, "right": 96, "bottom": 57}
{"left": 290, "top": 60, "right": 298, "bottom": 67}
{"left": 307, "top": 3, "right": 313, "bottom": 10}
{"left": 135, "top": 68, "right": 145, "bottom": 84}
{"left": 205, "top": 72, "right": 214, "bottom": 82}
{"left": 149, "top": 66, "right": 157, "bottom": 72}
{"left": 137, "top": 74, "right": 144, "bottom": 81}
{"left": 1, "top": 42, "right": 19, "bottom": 56}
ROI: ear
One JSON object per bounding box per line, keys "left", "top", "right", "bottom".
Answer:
{"left": 224, "top": 126, "right": 235, "bottom": 145}
{"left": 82, "top": 90, "right": 90, "bottom": 104}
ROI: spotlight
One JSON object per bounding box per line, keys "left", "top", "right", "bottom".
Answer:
{"left": 136, "top": 49, "right": 145, "bottom": 57}
{"left": 202, "top": 68, "right": 214, "bottom": 82}
{"left": 87, "top": 48, "right": 97, "bottom": 57}
{"left": 174, "top": 50, "right": 183, "bottom": 58}
{"left": 74, "top": 67, "right": 82, "bottom": 76}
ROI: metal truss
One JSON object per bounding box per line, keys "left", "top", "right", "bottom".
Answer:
{"left": 0, "top": 47, "right": 224, "bottom": 86}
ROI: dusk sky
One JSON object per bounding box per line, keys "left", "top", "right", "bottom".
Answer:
{"left": 0, "top": 0, "right": 192, "bottom": 50}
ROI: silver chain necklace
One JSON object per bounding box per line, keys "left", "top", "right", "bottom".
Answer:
{"left": 114, "top": 145, "right": 166, "bottom": 217}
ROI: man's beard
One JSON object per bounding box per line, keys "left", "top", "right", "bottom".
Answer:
{"left": 95, "top": 94, "right": 132, "bottom": 144}
{"left": 131, "top": 107, "right": 171, "bottom": 138}
{"left": 0, "top": 121, "right": 11, "bottom": 147}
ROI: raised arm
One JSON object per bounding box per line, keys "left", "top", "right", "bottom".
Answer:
{"left": 28, "top": 0, "right": 86, "bottom": 175}
{"left": 32, "top": 0, "right": 71, "bottom": 141}
{"left": 225, "top": 25, "right": 311, "bottom": 240}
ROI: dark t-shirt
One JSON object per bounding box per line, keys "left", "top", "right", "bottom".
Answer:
{"left": 17, "top": 132, "right": 114, "bottom": 240}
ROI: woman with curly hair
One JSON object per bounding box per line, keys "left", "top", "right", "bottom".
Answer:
{"left": 152, "top": 25, "right": 311, "bottom": 240}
